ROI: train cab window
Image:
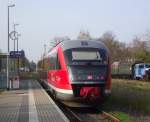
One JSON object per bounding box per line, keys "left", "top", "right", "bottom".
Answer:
{"left": 49, "top": 51, "right": 61, "bottom": 70}
{"left": 49, "top": 52, "right": 57, "bottom": 70}
{"left": 72, "top": 50, "right": 101, "bottom": 61}
{"left": 64, "top": 48, "right": 106, "bottom": 65}
{"left": 56, "top": 54, "right": 61, "bottom": 69}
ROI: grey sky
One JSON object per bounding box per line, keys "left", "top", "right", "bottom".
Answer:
{"left": 0, "top": 0, "right": 150, "bottom": 62}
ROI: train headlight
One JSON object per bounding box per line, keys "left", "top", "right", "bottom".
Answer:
{"left": 69, "top": 73, "right": 73, "bottom": 81}
{"left": 68, "top": 67, "right": 73, "bottom": 81}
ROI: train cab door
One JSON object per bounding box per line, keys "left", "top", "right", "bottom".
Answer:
{"left": 54, "top": 52, "right": 71, "bottom": 89}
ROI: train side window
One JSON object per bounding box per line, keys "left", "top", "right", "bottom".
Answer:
{"left": 56, "top": 54, "right": 61, "bottom": 70}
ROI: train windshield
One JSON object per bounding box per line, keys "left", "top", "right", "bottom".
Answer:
{"left": 72, "top": 50, "right": 101, "bottom": 61}
{"left": 64, "top": 48, "right": 108, "bottom": 82}
{"left": 64, "top": 48, "right": 106, "bottom": 65}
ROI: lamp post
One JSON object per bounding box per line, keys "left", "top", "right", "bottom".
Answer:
{"left": 17, "top": 33, "right": 21, "bottom": 75}
{"left": 13, "top": 23, "right": 19, "bottom": 51}
{"left": 43, "top": 44, "right": 47, "bottom": 69}
{"left": 17, "top": 33, "right": 21, "bottom": 52}
{"left": 8, "top": 4, "right": 15, "bottom": 52}
{"left": 12, "top": 24, "right": 19, "bottom": 74}
{"left": 7, "top": 4, "right": 15, "bottom": 90}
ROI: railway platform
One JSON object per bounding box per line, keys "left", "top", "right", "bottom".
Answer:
{"left": 0, "top": 80, "right": 69, "bottom": 122}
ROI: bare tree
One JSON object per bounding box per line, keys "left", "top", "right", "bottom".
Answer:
{"left": 143, "top": 30, "right": 150, "bottom": 52}
{"left": 99, "top": 31, "right": 127, "bottom": 62}
{"left": 131, "top": 35, "right": 150, "bottom": 62}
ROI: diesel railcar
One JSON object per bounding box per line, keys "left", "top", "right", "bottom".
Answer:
{"left": 40, "top": 40, "right": 111, "bottom": 106}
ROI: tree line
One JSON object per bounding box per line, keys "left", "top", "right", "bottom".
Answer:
{"left": 1, "top": 30, "right": 150, "bottom": 68}
{"left": 37, "top": 30, "right": 150, "bottom": 70}
{"left": 78, "top": 30, "right": 150, "bottom": 64}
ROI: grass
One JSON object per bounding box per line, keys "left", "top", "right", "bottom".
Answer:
{"left": 102, "top": 79, "right": 150, "bottom": 122}
{"left": 111, "top": 111, "right": 133, "bottom": 122}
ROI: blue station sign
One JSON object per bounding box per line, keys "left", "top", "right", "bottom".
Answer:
{"left": 10, "top": 51, "right": 25, "bottom": 58}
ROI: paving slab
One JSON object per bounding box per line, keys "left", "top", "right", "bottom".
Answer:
{"left": 0, "top": 80, "right": 69, "bottom": 122}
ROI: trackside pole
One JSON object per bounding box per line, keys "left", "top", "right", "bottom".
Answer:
{"left": 6, "top": 53, "right": 9, "bottom": 90}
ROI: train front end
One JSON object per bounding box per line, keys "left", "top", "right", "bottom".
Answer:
{"left": 60, "top": 40, "right": 111, "bottom": 106}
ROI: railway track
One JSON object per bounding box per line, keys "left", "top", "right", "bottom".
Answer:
{"left": 39, "top": 80, "right": 121, "bottom": 122}
{"left": 101, "top": 111, "right": 120, "bottom": 122}
{"left": 59, "top": 104, "right": 121, "bottom": 122}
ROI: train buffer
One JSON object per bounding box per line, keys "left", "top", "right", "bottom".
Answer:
{"left": 0, "top": 80, "right": 69, "bottom": 122}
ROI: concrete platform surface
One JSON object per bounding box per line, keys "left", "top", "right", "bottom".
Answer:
{"left": 0, "top": 80, "right": 69, "bottom": 122}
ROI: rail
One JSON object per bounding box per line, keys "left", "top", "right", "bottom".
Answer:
{"left": 39, "top": 79, "right": 121, "bottom": 122}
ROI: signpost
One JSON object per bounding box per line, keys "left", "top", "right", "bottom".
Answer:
{"left": 9, "top": 51, "right": 24, "bottom": 89}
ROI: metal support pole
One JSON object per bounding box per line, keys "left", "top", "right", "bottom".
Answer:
{"left": 43, "top": 44, "right": 46, "bottom": 69}
{"left": 7, "top": 4, "right": 15, "bottom": 90}
{"left": 8, "top": 7, "right": 10, "bottom": 53}
{"left": 13, "top": 24, "right": 17, "bottom": 73}
{"left": 14, "top": 24, "right": 16, "bottom": 52}
{"left": 6, "top": 54, "right": 9, "bottom": 90}
{"left": 7, "top": 6, "right": 10, "bottom": 90}
{"left": 17, "top": 37, "right": 19, "bottom": 75}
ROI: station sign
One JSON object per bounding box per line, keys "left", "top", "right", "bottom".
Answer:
{"left": 9, "top": 51, "right": 25, "bottom": 58}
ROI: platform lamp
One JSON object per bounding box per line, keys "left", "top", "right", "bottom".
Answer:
{"left": 17, "top": 33, "right": 21, "bottom": 75}
{"left": 13, "top": 23, "right": 19, "bottom": 51}
{"left": 7, "top": 4, "right": 15, "bottom": 90}
{"left": 8, "top": 4, "right": 15, "bottom": 52}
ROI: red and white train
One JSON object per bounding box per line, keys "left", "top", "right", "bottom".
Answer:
{"left": 39, "top": 40, "right": 111, "bottom": 106}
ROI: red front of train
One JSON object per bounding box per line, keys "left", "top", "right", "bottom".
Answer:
{"left": 44, "top": 40, "right": 111, "bottom": 106}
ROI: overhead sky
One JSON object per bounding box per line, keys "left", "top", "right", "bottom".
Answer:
{"left": 0, "top": 0, "right": 150, "bottom": 62}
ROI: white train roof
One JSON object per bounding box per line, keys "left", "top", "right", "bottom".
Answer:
{"left": 60, "top": 39, "right": 109, "bottom": 52}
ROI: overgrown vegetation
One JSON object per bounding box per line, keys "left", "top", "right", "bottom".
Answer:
{"left": 103, "top": 79, "right": 150, "bottom": 122}
{"left": 99, "top": 31, "right": 150, "bottom": 63}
